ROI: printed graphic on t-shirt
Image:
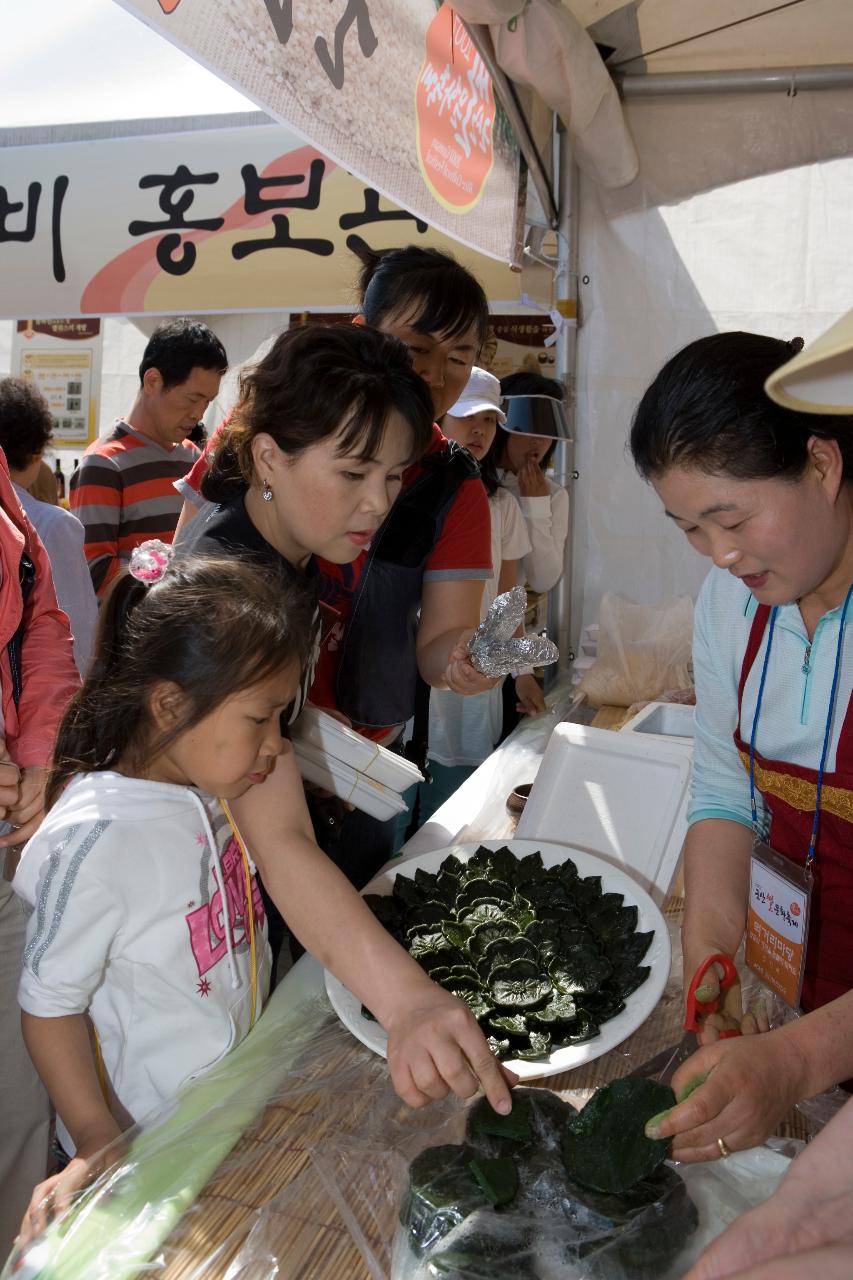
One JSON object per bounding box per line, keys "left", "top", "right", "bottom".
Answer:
{"left": 185, "top": 834, "right": 266, "bottom": 979}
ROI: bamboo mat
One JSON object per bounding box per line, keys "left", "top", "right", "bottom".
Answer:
{"left": 153, "top": 896, "right": 813, "bottom": 1280}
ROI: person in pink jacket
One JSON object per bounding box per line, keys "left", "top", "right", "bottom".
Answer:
{"left": 0, "top": 445, "right": 79, "bottom": 1257}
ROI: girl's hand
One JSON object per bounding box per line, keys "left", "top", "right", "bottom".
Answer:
{"left": 17, "top": 1158, "right": 93, "bottom": 1247}
{"left": 644, "top": 1029, "right": 809, "bottom": 1162}
{"left": 0, "top": 740, "right": 21, "bottom": 816}
{"left": 1, "top": 765, "right": 48, "bottom": 847}
{"left": 515, "top": 674, "right": 546, "bottom": 715}
{"left": 444, "top": 632, "right": 499, "bottom": 696}
{"left": 517, "top": 456, "right": 550, "bottom": 498}
{"left": 384, "top": 981, "right": 517, "bottom": 1112}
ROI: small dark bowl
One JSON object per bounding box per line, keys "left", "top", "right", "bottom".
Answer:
{"left": 506, "top": 782, "right": 534, "bottom": 816}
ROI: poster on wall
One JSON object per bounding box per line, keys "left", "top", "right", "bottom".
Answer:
{"left": 113, "top": 0, "right": 523, "bottom": 265}
{"left": 0, "top": 123, "right": 520, "bottom": 320}
{"left": 12, "top": 320, "right": 102, "bottom": 446}
{"left": 480, "top": 315, "right": 560, "bottom": 382}
{"left": 296, "top": 312, "right": 560, "bottom": 385}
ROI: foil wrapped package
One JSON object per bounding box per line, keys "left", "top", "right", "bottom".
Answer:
{"left": 468, "top": 586, "right": 559, "bottom": 678}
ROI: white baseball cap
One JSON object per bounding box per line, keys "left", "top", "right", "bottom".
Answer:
{"left": 446, "top": 366, "right": 507, "bottom": 424}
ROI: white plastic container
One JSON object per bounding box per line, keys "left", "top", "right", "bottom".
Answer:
{"left": 292, "top": 739, "right": 410, "bottom": 822}
{"left": 621, "top": 700, "right": 696, "bottom": 742}
{"left": 291, "top": 707, "right": 424, "bottom": 790}
{"left": 516, "top": 722, "right": 691, "bottom": 902}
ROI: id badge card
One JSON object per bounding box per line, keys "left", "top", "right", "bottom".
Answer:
{"left": 744, "top": 839, "right": 812, "bottom": 1010}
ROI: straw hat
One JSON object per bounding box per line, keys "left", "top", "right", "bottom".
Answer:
{"left": 765, "top": 310, "right": 853, "bottom": 414}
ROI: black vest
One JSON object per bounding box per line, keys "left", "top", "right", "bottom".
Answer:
{"left": 335, "top": 442, "right": 481, "bottom": 728}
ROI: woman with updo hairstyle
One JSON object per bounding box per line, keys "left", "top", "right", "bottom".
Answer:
{"left": 628, "top": 330, "right": 853, "bottom": 1166}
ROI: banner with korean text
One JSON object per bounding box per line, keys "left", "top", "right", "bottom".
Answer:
{"left": 113, "top": 0, "right": 523, "bottom": 265}
{"left": 0, "top": 124, "right": 520, "bottom": 320}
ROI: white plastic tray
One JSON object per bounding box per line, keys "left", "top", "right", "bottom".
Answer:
{"left": 292, "top": 706, "right": 424, "bottom": 791}
{"left": 293, "top": 739, "right": 408, "bottom": 821}
{"left": 516, "top": 723, "right": 691, "bottom": 903}
{"left": 325, "top": 838, "right": 670, "bottom": 1081}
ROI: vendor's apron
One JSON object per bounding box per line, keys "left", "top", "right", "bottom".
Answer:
{"left": 734, "top": 603, "right": 853, "bottom": 1013}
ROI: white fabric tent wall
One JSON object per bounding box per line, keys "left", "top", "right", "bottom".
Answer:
{"left": 572, "top": 151, "right": 853, "bottom": 641}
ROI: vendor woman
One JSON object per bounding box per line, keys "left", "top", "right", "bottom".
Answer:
{"left": 629, "top": 330, "right": 853, "bottom": 1163}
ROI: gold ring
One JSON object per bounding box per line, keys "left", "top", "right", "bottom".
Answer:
{"left": 717, "top": 1137, "right": 732, "bottom": 1159}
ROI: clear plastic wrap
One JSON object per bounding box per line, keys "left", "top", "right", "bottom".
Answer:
{"left": 3, "top": 910, "right": 812, "bottom": 1280}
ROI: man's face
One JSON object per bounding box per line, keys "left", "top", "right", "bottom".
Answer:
{"left": 145, "top": 365, "right": 222, "bottom": 447}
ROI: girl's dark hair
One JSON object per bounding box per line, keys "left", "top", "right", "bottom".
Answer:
{"left": 354, "top": 243, "right": 489, "bottom": 347}
{"left": 0, "top": 377, "right": 53, "bottom": 471}
{"left": 202, "top": 323, "right": 434, "bottom": 503}
{"left": 487, "top": 371, "right": 566, "bottom": 476}
{"left": 47, "top": 555, "right": 314, "bottom": 808}
{"left": 630, "top": 332, "right": 853, "bottom": 481}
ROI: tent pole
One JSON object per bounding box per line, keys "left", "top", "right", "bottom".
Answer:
{"left": 616, "top": 63, "right": 853, "bottom": 98}
{"left": 547, "top": 122, "right": 579, "bottom": 679}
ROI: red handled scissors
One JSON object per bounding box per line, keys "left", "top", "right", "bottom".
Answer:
{"left": 683, "top": 952, "right": 742, "bottom": 1038}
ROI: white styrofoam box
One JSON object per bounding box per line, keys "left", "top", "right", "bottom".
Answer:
{"left": 621, "top": 701, "right": 696, "bottom": 743}
{"left": 516, "top": 722, "right": 692, "bottom": 903}
{"left": 293, "top": 740, "right": 408, "bottom": 822}
{"left": 292, "top": 706, "right": 423, "bottom": 791}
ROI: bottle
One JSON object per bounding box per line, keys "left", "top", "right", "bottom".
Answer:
{"left": 53, "top": 457, "right": 65, "bottom": 501}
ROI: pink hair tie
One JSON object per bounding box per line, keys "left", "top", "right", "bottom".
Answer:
{"left": 129, "top": 539, "right": 174, "bottom": 585}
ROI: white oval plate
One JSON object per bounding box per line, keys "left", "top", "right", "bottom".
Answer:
{"left": 324, "top": 838, "right": 671, "bottom": 1080}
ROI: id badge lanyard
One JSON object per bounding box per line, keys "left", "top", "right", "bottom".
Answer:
{"left": 745, "top": 583, "right": 853, "bottom": 1009}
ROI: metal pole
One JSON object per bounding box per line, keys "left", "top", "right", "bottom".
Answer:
{"left": 616, "top": 62, "right": 853, "bottom": 98}
{"left": 546, "top": 122, "right": 579, "bottom": 681}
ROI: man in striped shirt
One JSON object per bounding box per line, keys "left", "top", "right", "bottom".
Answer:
{"left": 71, "top": 319, "right": 227, "bottom": 596}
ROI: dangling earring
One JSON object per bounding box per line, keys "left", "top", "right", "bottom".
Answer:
{"left": 262, "top": 480, "right": 273, "bottom": 502}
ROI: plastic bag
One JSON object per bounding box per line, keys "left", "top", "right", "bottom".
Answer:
{"left": 578, "top": 594, "right": 694, "bottom": 709}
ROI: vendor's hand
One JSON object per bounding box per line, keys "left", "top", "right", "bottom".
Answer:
{"left": 686, "top": 955, "right": 770, "bottom": 1044}
{"left": 444, "top": 632, "right": 500, "bottom": 697}
{"left": 644, "top": 1028, "right": 809, "bottom": 1162}
{"left": 517, "top": 455, "right": 550, "bottom": 498}
{"left": 515, "top": 674, "right": 546, "bottom": 715}
{"left": 705, "top": 1246, "right": 853, "bottom": 1280}
{"left": 384, "top": 980, "right": 517, "bottom": 1113}
{"left": 685, "top": 1096, "right": 853, "bottom": 1279}
{"left": 0, "top": 765, "right": 48, "bottom": 847}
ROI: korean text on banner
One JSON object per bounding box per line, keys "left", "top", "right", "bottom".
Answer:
{"left": 0, "top": 124, "right": 520, "bottom": 320}
{"left": 112, "top": 0, "right": 523, "bottom": 265}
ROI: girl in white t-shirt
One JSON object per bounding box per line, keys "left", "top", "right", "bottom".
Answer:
{"left": 15, "top": 540, "right": 515, "bottom": 1248}
{"left": 418, "top": 368, "right": 545, "bottom": 820}
{"left": 13, "top": 548, "right": 312, "bottom": 1238}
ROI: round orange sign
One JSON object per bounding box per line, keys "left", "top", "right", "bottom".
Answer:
{"left": 415, "top": 6, "right": 496, "bottom": 214}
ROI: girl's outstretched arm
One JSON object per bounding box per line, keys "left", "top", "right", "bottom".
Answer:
{"left": 231, "top": 747, "right": 515, "bottom": 1112}
{"left": 17, "top": 1012, "right": 123, "bottom": 1244}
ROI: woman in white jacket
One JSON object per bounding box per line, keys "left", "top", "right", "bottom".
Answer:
{"left": 497, "top": 371, "right": 570, "bottom": 594}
